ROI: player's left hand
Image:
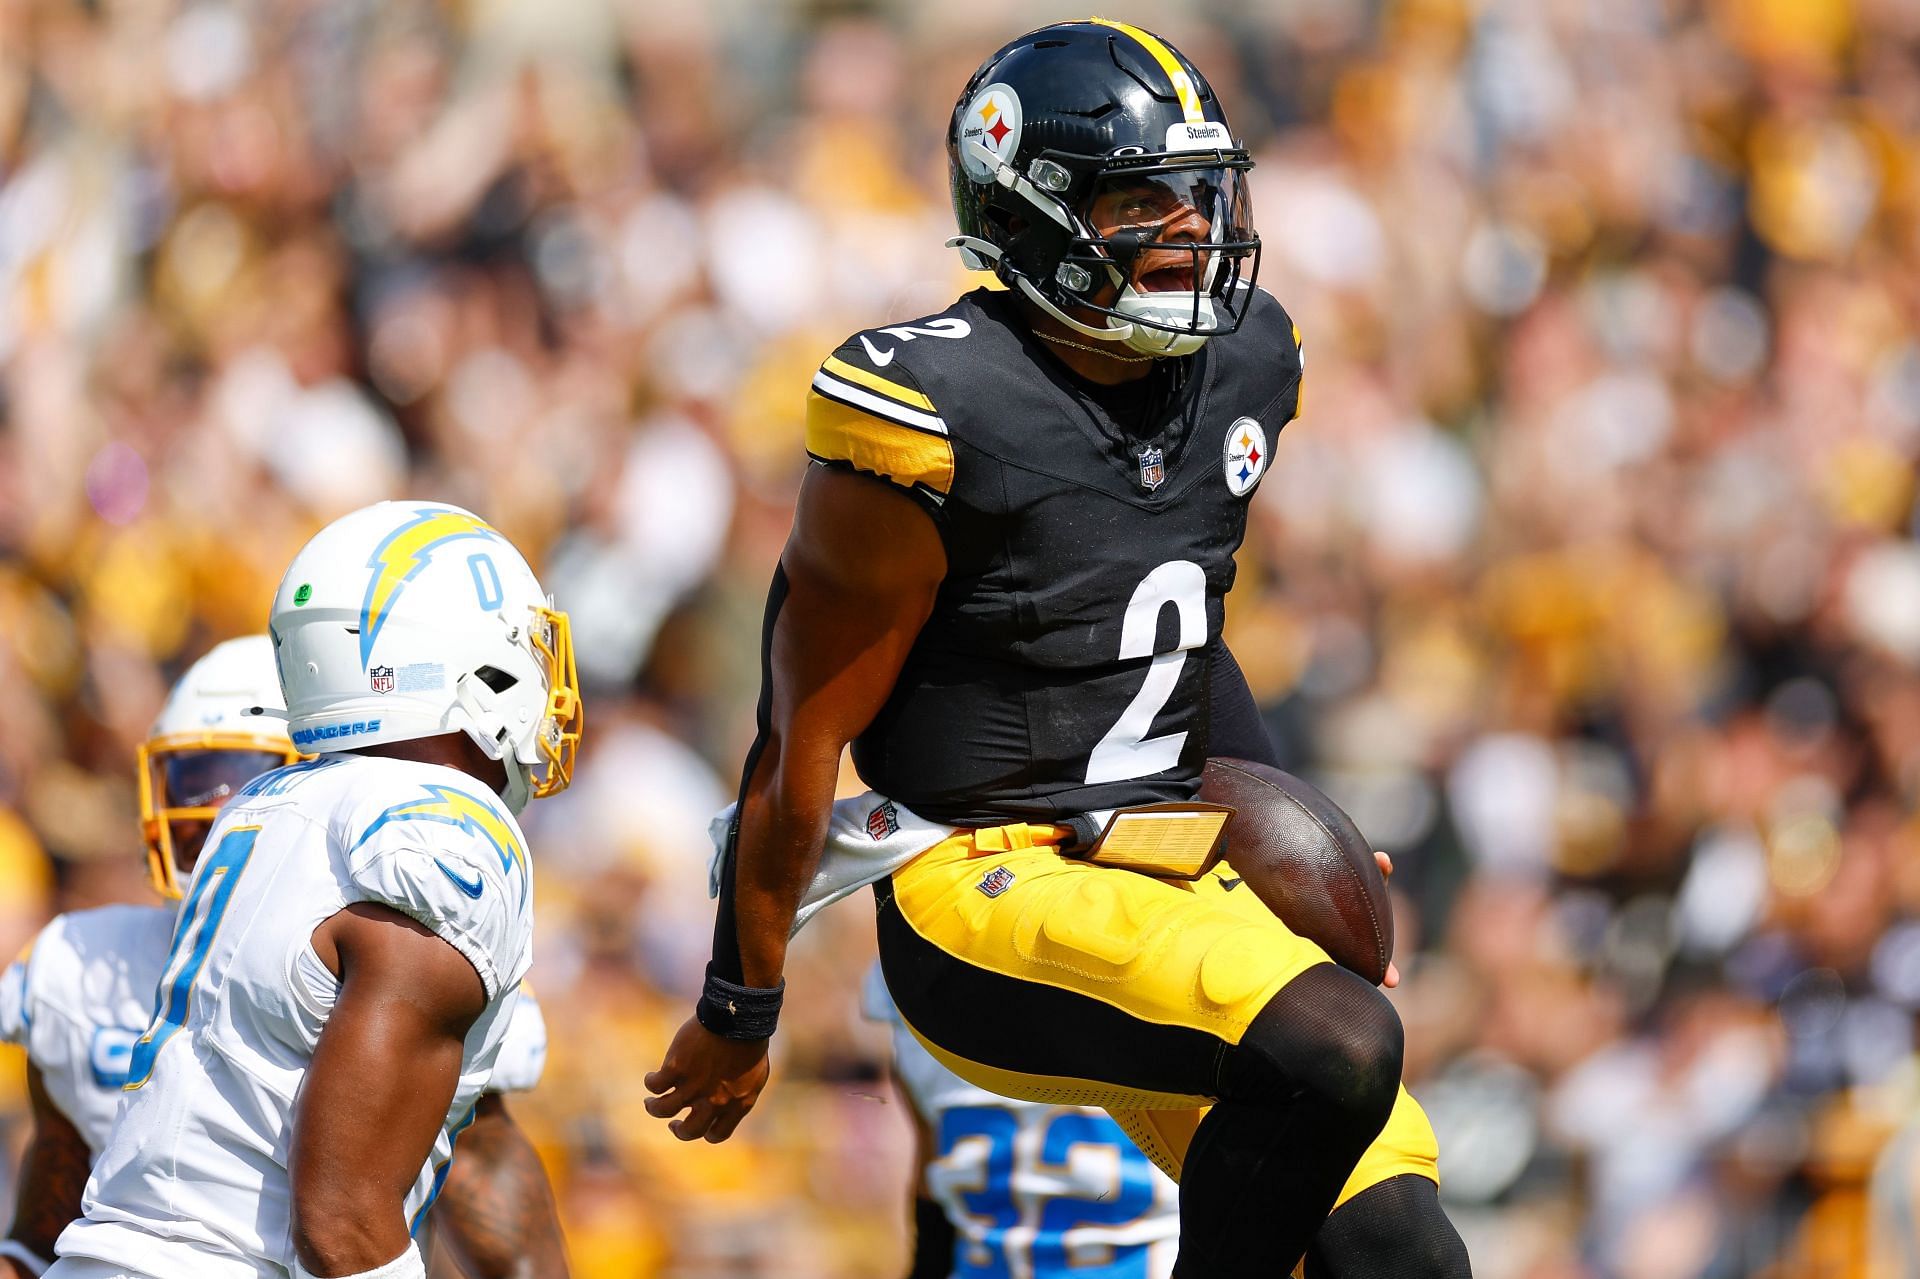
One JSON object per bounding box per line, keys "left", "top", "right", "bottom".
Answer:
{"left": 643, "top": 1016, "right": 771, "bottom": 1143}
{"left": 1375, "top": 851, "right": 1400, "bottom": 990}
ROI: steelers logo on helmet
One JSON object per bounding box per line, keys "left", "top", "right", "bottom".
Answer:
{"left": 1223, "top": 416, "right": 1267, "bottom": 497}
{"left": 957, "top": 82, "right": 1023, "bottom": 182}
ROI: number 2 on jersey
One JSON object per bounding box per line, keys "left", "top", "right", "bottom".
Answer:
{"left": 125, "top": 826, "right": 259, "bottom": 1089}
{"left": 1085, "top": 560, "right": 1207, "bottom": 785}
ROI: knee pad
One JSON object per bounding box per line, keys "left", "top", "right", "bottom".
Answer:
{"left": 1219, "top": 962, "right": 1403, "bottom": 1121}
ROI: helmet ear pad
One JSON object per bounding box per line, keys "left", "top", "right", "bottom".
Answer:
{"left": 1007, "top": 227, "right": 1066, "bottom": 283}
{"left": 991, "top": 207, "right": 1071, "bottom": 286}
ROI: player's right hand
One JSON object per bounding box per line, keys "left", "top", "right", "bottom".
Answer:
{"left": 1375, "top": 850, "right": 1401, "bottom": 989}
{"left": 643, "top": 1016, "right": 771, "bottom": 1143}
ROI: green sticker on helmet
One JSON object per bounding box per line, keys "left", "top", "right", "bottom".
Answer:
{"left": 293, "top": 584, "right": 312, "bottom": 606}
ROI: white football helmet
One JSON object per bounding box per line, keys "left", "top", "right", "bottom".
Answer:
{"left": 138, "top": 635, "right": 301, "bottom": 899}
{"left": 268, "top": 501, "right": 583, "bottom": 814}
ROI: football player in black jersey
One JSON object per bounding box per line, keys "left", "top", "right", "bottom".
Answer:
{"left": 645, "top": 20, "right": 1471, "bottom": 1277}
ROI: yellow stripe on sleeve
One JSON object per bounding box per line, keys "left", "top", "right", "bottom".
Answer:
{"left": 1091, "top": 18, "right": 1206, "bottom": 122}
{"left": 806, "top": 392, "right": 955, "bottom": 497}
{"left": 821, "top": 356, "right": 936, "bottom": 412}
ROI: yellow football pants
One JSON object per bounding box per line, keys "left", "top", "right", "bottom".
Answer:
{"left": 876, "top": 821, "right": 1438, "bottom": 1208}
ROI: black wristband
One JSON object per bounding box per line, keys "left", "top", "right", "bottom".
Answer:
{"left": 695, "top": 963, "right": 784, "bottom": 1040}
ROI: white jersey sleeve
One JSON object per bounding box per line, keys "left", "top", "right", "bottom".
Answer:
{"left": 485, "top": 986, "right": 547, "bottom": 1094}
{"left": 342, "top": 772, "right": 535, "bottom": 1000}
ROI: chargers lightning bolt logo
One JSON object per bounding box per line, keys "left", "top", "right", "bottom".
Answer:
{"left": 352, "top": 784, "right": 529, "bottom": 893}
{"left": 360, "top": 508, "right": 502, "bottom": 667}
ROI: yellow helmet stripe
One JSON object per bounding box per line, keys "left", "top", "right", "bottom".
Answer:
{"left": 1090, "top": 18, "right": 1206, "bottom": 124}
{"left": 1292, "top": 320, "right": 1306, "bottom": 420}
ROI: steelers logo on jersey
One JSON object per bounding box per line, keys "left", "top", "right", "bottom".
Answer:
{"left": 1223, "top": 416, "right": 1267, "bottom": 496}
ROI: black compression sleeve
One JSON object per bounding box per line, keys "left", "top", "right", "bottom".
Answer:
{"left": 1305, "top": 1173, "right": 1472, "bottom": 1278}
{"left": 710, "top": 565, "right": 791, "bottom": 984}
{"left": 907, "top": 1196, "right": 958, "bottom": 1279}
{"left": 1207, "top": 636, "right": 1280, "bottom": 768}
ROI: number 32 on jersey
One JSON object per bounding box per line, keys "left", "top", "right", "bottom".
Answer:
{"left": 938, "top": 1104, "right": 1162, "bottom": 1279}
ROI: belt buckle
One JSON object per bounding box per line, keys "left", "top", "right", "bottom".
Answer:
{"left": 1077, "top": 803, "right": 1235, "bottom": 880}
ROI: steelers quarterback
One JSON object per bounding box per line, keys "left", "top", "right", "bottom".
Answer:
{"left": 645, "top": 20, "right": 1469, "bottom": 1277}
{"left": 0, "top": 636, "right": 563, "bottom": 1279}
{"left": 44, "top": 502, "right": 580, "bottom": 1279}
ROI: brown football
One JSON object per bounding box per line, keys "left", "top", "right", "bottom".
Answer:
{"left": 1199, "top": 757, "right": 1395, "bottom": 986}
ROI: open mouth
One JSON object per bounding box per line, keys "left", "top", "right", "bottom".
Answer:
{"left": 1137, "top": 263, "right": 1198, "bottom": 293}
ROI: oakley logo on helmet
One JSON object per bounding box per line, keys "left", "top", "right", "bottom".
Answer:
{"left": 958, "top": 82, "right": 1023, "bottom": 182}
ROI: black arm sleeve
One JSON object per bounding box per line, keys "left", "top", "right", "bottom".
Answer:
{"left": 1207, "top": 636, "right": 1280, "bottom": 768}
{"left": 908, "top": 1196, "right": 959, "bottom": 1279}
{"left": 710, "top": 564, "right": 791, "bottom": 984}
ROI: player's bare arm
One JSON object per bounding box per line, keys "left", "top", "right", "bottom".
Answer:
{"left": 430, "top": 1094, "right": 569, "bottom": 1279}
{"left": 0, "top": 1065, "right": 91, "bottom": 1278}
{"left": 643, "top": 464, "right": 946, "bottom": 1143}
{"left": 291, "top": 903, "right": 488, "bottom": 1276}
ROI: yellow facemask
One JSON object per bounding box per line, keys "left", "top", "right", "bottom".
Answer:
{"left": 529, "top": 605, "right": 583, "bottom": 799}
{"left": 136, "top": 733, "right": 303, "bottom": 899}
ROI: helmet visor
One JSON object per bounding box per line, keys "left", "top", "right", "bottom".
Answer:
{"left": 138, "top": 734, "right": 301, "bottom": 898}
{"left": 163, "top": 750, "right": 290, "bottom": 809}
{"left": 1063, "top": 162, "right": 1259, "bottom": 337}
{"left": 1089, "top": 167, "right": 1253, "bottom": 287}
{"left": 1088, "top": 166, "right": 1254, "bottom": 244}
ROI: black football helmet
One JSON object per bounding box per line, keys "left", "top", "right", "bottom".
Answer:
{"left": 947, "top": 19, "right": 1259, "bottom": 357}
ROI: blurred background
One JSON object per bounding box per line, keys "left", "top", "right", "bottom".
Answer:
{"left": 3, "top": 0, "right": 1920, "bottom": 1273}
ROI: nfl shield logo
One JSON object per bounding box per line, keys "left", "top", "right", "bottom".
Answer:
{"left": 368, "top": 666, "right": 396, "bottom": 694}
{"left": 866, "top": 801, "right": 900, "bottom": 841}
{"left": 1137, "top": 445, "right": 1166, "bottom": 492}
{"left": 976, "top": 866, "right": 1016, "bottom": 898}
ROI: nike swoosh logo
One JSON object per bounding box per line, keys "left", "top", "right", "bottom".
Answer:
{"left": 858, "top": 335, "right": 896, "bottom": 367}
{"left": 1219, "top": 876, "right": 1244, "bottom": 892}
{"left": 436, "top": 860, "right": 484, "bottom": 899}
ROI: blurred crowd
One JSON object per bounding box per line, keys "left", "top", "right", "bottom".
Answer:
{"left": 4, "top": 0, "right": 1920, "bottom": 1274}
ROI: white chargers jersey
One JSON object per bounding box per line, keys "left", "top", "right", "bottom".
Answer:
{"left": 863, "top": 969, "right": 1179, "bottom": 1279}
{"left": 57, "top": 755, "right": 537, "bottom": 1279}
{"left": 0, "top": 905, "right": 175, "bottom": 1154}
{"left": 0, "top": 909, "right": 548, "bottom": 1161}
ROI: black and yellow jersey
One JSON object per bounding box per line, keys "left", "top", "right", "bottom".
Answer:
{"left": 802, "top": 286, "right": 1303, "bottom": 826}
